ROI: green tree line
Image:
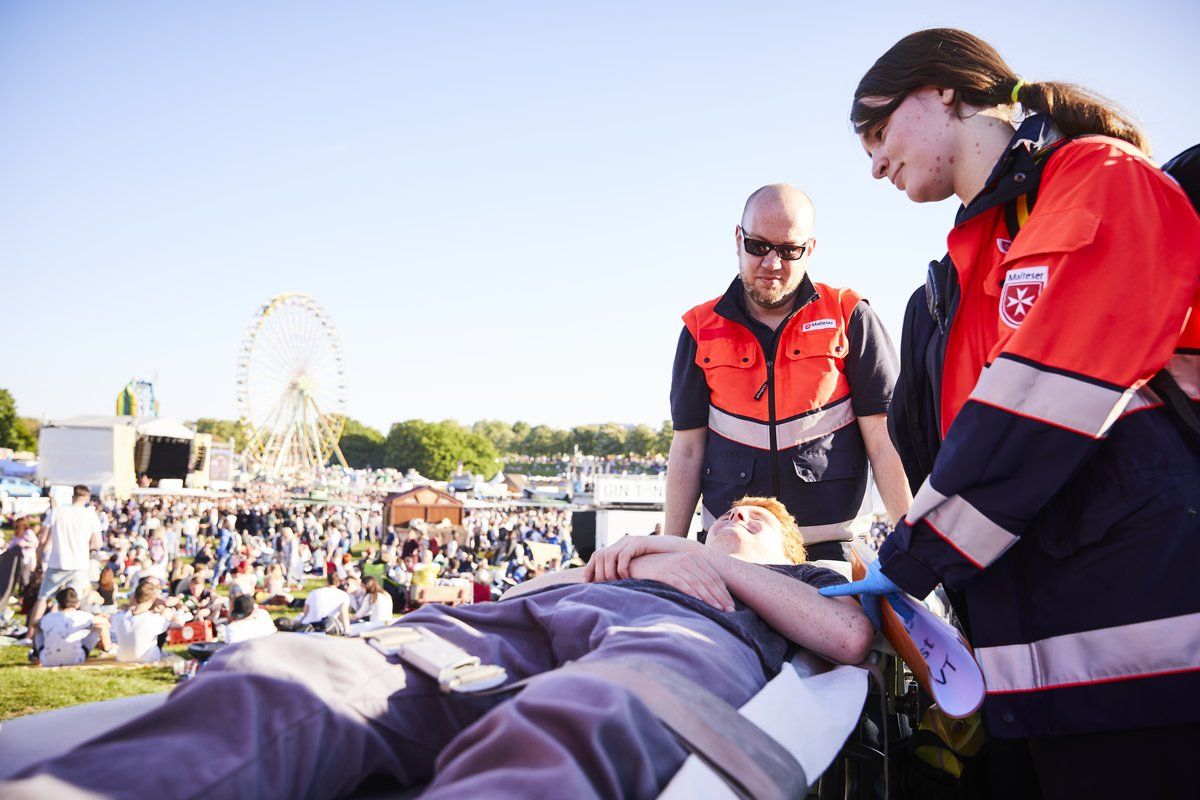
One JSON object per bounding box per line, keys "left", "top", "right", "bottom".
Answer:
{"left": 337, "top": 418, "right": 676, "bottom": 478}
{"left": 1, "top": 386, "right": 675, "bottom": 481}
{"left": 0, "top": 389, "right": 38, "bottom": 453}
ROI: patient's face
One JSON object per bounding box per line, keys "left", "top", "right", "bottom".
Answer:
{"left": 705, "top": 505, "right": 788, "bottom": 564}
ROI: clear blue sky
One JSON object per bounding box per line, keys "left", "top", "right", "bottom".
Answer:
{"left": 3, "top": 1, "right": 1197, "bottom": 434}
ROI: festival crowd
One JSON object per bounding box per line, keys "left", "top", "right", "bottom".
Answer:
{"left": 0, "top": 486, "right": 578, "bottom": 669}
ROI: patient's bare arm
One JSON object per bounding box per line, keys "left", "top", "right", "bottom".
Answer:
{"left": 709, "top": 555, "right": 873, "bottom": 664}
{"left": 584, "top": 536, "right": 868, "bottom": 661}
{"left": 499, "top": 568, "right": 585, "bottom": 601}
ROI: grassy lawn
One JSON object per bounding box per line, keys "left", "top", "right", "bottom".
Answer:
{"left": 0, "top": 527, "right": 376, "bottom": 723}
{"left": 0, "top": 646, "right": 177, "bottom": 721}
{"left": 1, "top": 577, "right": 331, "bottom": 722}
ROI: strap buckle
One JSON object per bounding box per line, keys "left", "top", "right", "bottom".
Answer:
{"left": 362, "top": 626, "right": 509, "bottom": 693}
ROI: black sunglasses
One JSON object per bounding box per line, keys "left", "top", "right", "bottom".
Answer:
{"left": 739, "top": 227, "right": 811, "bottom": 261}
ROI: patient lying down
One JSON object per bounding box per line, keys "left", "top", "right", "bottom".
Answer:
{"left": 7, "top": 496, "right": 871, "bottom": 800}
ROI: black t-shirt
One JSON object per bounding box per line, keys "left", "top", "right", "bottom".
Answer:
{"left": 610, "top": 561, "right": 848, "bottom": 676}
{"left": 522, "top": 562, "right": 849, "bottom": 677}
{"left": 670, "top": 279, "right": 899, "bottom": 430}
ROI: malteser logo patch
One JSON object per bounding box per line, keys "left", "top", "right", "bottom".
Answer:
{"left": 1000, "top": 266, "right": 1048, "bottom": 328}
{"left": 802, "top": 319, "right": 837, "bottom": 332}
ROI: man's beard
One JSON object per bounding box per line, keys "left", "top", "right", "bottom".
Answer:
{"left": 744, "top": 279, "right": 798, "bottom": 310}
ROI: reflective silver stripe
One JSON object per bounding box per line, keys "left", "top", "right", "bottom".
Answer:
{"left": 775, "top": 398, "right": 856, "bottom": 448}
{"left": 1166, "top": 353, "right": 1200, "bottom": 400}
{"left": 976, "top": 612, "right": 1200, "bottom": 694}
{"left": 707, "top": 406, "right": 771, "bottom": 450}
{"left": 707, "top": 399, "right": 856, "bottom": 451}
{"left": 970, "top": 358, "right": 1133, "bottom": 438}
{"left": 905, "top": 481, "right": 1018, "bottom": 569}
{"left": 1123, "top": 386, "right": 1161, "bottom": 415}
{"left": 799, "top": 515, "right": 870, "bottom": 544}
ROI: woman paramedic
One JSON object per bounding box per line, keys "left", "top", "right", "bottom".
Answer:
{"left": 820, "top": 28, "right": 1200, "bottom": 799}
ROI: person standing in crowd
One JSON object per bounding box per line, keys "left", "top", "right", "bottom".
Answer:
{"left": 823, "top": 28, "right": 1200, "bottom": 799}
{"left": 6, "top": 517, "right": 38, "bottom": 595}
{"left": 27, "top": 486, "right": 102, "bottom": 643}
{"left": 665, "top": 184, "right": 912, "bottom": 559}
{"left": 213, "top": 514, "right": 236, "bottom": 586}
{"left": 181, "top": 513, "right": 200, "bottom": 556}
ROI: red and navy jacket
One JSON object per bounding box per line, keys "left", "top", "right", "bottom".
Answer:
{"left": 674, "top": 275, "right": 896, "bottom": 541}
{"left": 881, "top": 115, "right": 1200, "bottom": 738}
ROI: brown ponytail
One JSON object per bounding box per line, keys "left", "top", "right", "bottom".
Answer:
{"left": 851, "top": 28, "right": 1148, "bottom": 154}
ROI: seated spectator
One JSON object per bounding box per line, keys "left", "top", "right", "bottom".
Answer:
{"left": 179, "top": 574, "right": 224, "bottom": 621}
{"left": 110, "top": 580, "right": 180, "bottom": 663}
{"left": 472, "top": 566, "right": 494, "bottom": 604}
{"left": 347, "top": 577, "right": 393, "bottom": 635}
{"left": 400, "top": 531, "right": 419, "bottom": 560}
{"left": 35, "top": 588, "right": 112, "bottom": 667}
{"left": 218, "top": 595, "right": 277, "bottom": 644}
{"left": 124, "top": 557, "right": 158, "bottom": 591}
{"left": 261, "top": 563, "right": 292, "bottom": 605}
{"left": 411, "top": 550, "right": 439, "bottom": 588}
{"left": 278, "top": 574, "right": 350, "bottom": 635}
{"left": 167, "top": 558, "right": 191, "bottom": 593}
{"left": 192, "top": 543, "right": 214, "bottom": 570}
{"left": 228, "top": 562, "right": 259, "bottom": 599}
{"left": 96, "top": 567, "right": 117, "bottom": 608}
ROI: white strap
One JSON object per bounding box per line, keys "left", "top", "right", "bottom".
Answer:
{"left": 362, "top": 626, "right": 508, "bottom": 693}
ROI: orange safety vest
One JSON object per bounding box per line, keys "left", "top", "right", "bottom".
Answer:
{"left": 682, "top": 280, "right": 869, "bottom": 537}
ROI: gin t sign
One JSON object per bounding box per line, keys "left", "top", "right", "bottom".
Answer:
{"left": 593, "top": 476, "right": 667, "bottom": 506}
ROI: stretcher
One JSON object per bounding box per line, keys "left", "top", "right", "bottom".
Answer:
{"left": 0, "top": 551, "right": 981, "bottom": 798}
{"left": 0, "top": 651, "right": 870, "bottom": 796}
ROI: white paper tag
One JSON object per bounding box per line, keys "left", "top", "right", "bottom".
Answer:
{"left": 889, "top": 595, "right": 985, "bottom": 718}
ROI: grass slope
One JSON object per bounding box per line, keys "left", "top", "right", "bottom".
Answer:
{"left": 2, "top": 578, "right": 330, "bottom": 721}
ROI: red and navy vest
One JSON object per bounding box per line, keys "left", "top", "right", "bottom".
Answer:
{"left": 683, "top": 279, "right": 868, "bottom": 539}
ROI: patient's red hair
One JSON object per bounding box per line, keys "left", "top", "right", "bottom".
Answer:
{"left": 733, "top": 496, "right": 806, "bottom": 564}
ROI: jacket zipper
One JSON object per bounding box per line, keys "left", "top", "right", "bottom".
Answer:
{"left": 766, "top": 355, "right": 779, "bottom": 497}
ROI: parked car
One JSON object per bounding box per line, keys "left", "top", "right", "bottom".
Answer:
{"left": 0, "top": 476, "right": 42, "bottom": 498}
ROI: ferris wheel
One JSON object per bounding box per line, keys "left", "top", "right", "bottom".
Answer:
{"left": 236, "top": 292, "right": 348, "bottom": 476}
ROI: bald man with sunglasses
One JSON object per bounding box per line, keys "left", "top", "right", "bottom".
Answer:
{"left": 666, "top": 184, "right": 911, "bottom": 560}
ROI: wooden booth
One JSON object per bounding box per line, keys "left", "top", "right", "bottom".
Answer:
{"left": 384, "top": 486, "right": 466, "bottom": 528}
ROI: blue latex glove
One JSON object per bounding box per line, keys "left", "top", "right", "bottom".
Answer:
{"left": 819, "top": 560, "right": 914, "bottom": 631}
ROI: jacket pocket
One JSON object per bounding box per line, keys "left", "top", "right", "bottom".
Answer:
{"left": 1003, "top": 207, "right": 1099, "bottom": 263}
{"left": 1034, "top": 476, "right": 1180, "bottom": 558}
{"left": 783, "top": 325, "right": 848, "bottom": 363}
{"left": 702, "top": 455, "right": 755, "bottom": 486}
{"left": 696, "top": 338, "right": 758, "bottom": 370}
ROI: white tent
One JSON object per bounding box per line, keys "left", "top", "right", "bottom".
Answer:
{"left": 136, "top": 418, "right": 195, "bottom": 441}
{"left": 37, "top": 416, "right": 138, "bottom": 498}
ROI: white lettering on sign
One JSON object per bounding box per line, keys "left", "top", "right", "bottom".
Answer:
{"left": 802, "top": 319, "right": 837, "bottom": 332}
{"left": 593, "top": 477, "right": 667, "bottom": 506}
